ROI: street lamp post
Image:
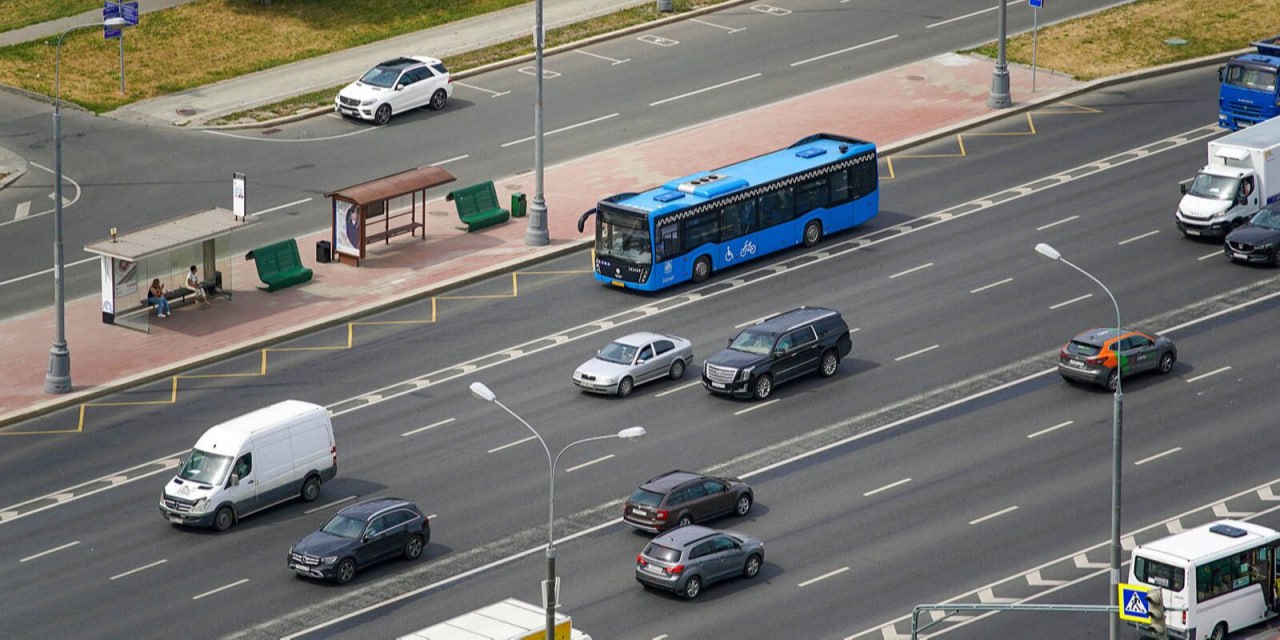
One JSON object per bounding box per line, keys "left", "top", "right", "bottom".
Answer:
{"left": 988, "top": 0, "right": 1012, "bottom": 109}
{"left": 526, "top": 0, "right": 550, "bottom": 246}
{"left": 1035, "top": 243, "right": 1122, "bottom": 640}
{"left": 469, "top": 382, "right": 644, "bottom": 640}
{"left": 45, "top": 16, "right": 130, "bottom": 394}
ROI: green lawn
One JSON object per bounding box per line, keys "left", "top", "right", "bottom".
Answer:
{"left": 1, "top": 0, "right": 102, "bottom": 35}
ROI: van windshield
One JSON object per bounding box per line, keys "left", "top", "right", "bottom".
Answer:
{"left": 177, "top": 448, "right": 233, "bottom": 486}
{"left": 1186, "top": 174, "right": 1239, "bottom": 200}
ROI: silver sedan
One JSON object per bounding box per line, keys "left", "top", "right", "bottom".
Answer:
{"left": 572, "top": 332, "right": 694, "bottom": 397}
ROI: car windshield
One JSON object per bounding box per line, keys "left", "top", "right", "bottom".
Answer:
{"left": 359, "top": 66, "right": 401, "bottom": 88}
{"left": 1250, "top": 207, "right": 1280, "bottom": 230}
{"left": 598, "top": 341, "right": 638, "bottom": 365}
{"left": 644, "top": 543, "right": 682, "bottom": 563}
{"left": 320, "top": 514, "right": 367, "bottom": 539}
{"left": 1186, "top": 174, "right": 1239, "bottom": 200}
{"left": 628, "top": 488, "right": 664, "bottom": 507}
{"left": 176, "top": 448, "right": 233, "bottom": 485}
{"left": 729, "top": 329, "right": 775, "bottom": 355}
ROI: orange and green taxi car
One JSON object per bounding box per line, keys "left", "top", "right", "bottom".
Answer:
{"left": 1057, "top": 328, "right": 1177, "bottom": 391}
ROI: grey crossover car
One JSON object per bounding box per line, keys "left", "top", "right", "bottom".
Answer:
{"left": 1058, "top": 327, "right": 1177, "bottom": 391}
{"left": 572, "top": 332, "right": 694, "bottom": 397}
{"left": 623, "top": 470, "right": 753, "bottom": 533}
{"left": 288, "top": 497, "right": 429, "bottom": 584}
{"left": 635, "top": 525, "right": 765, "bottom": 599}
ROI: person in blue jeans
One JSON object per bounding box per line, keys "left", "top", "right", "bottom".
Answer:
{"left": 148, "top": 278, "right": 171, "bottom": 318}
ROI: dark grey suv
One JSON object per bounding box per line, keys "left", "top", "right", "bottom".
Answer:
{"left": 623, "top": 470, "right": 753, "bottom": 533}
{"left": 702, "top": 306, "right": 852, "bottom": 400}
{"left": 288, "top": 497, "right": 429, "bottom": 584}
{"left": 635, "top": 525, "right": 765, "bottom": 599}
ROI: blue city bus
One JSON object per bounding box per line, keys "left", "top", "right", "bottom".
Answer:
{"left": 578, "top": 133, "right": 878, "bottom": 292}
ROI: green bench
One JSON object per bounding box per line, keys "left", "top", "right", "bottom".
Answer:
{"left": 246, "top": 239, "right": 313, "bottom": 291}
{"left": 446, "top": 180, "right": 510, "bottom": 232}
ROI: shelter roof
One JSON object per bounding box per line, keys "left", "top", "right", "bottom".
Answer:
{"left": 325, "top": 166, "right": 457, "bottom": 206}
{"left": 83, "top": 207, "right": 257, "bottom": 261}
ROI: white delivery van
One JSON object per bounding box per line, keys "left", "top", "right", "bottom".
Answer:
{"left": 159, "top": 400, "right": 337, "bottom": 531}
{"left": 397, "top": 598, "right": 591, "bottom": 640}
{"left": 1176, "top": 116, "right": 1280, "bottom": 239}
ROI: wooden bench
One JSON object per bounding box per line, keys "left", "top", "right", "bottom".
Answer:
{"left": 447, "top": 181, "right": 510, "bottom": 232}
{"left": 246, "top": 239, "right": 313, "bottom": 291}
{"left": 365, "top": 218, "right": 424, "bottom": 245}
{"left": 140, "top": 286, "right": 194, "bottom": 309}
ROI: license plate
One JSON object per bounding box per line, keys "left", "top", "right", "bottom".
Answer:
{"left": 169, "top": 516, "right": 183, "bottom": 524}
{"left": 1234, "top": 252, "right": 1248, "bottom": 259}
{"left": 632, "top": 508, "right": 648, "bottom": 516}
{"left": 1069, "top": 359, "right": 1086, "bottom": 369}
{"left": 712, "top": 382, "right": 726, "bottom": 389}
{"left": 1185, "top": 229, "right": 1201, "bottom": 236}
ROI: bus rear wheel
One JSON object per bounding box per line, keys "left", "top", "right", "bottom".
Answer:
{"left": 692, "top": 256, "right": 712, "bottom": 283}
{"left": 803, "top": 220, "right": 823, "bottom": 247}
{"left": 1210, "top": 623, "right": 1227, "bottom": 640}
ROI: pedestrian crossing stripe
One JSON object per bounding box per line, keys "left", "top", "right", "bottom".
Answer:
{"left": 1118, "top": 583, "right": 1152, "bottom": 623}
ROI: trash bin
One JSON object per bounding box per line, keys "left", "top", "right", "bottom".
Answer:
{"left": 657, "top": 0, "right": 672, "bottom": 11}
{"left": 316, "top": 240, "right": 332, "bottom": 264}
{"left": 511, "top": 192, "right": 527, "bottom": 218}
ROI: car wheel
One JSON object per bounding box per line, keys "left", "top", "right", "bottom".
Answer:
{"left": 692, "top": 255, "right": 712, "bottom": 283}
{"left": 1158, "top": 352, "right": 1176, "bottom": 374}
{"left": 373, "top": 104, "right": 392, "bottom": 126}
{"left": 1210, "top": 622, "right": 1227, "bottom": 640}
{"left": 617, "top": 377, "right": 634, "bottom": 398}
{"left": 682, "top": 575, "right": 702, "bottom": 600}
{"left": 743, "top": 553, "right": 762, "bottom": 578}
{"left": 676, "top": 513, "right": 694, "bottom": 528}
{"left": 335, "top": 558, "right": 357, "bottom": 585}
{"left": 735, "top": 494, "right": 753, "bottom": 517}
{"left": 300, "top": 475, "right": 321, "bottom": 502}
{"left": 668, "top": 359, "right": 686, "bottom": 380}
{"left": 428, "top": 89, "right": 448, "bottom": 111}
{"left": 1106, "top": 369, "right": 1119, "bottom": 392}
{"left": 213, "top": 506, "right": 234, "bottom": 532}
{"left": 802, "top": 220, "right": 823, "bottom": 247}
{"left": 404, "top": 534, "right": 425, "bottom": 561}
{"left": 752, "top": 374, "right": 773, "bottom": 401}
{"left": 818, "top": 349, "right": 839, "bottom": 377}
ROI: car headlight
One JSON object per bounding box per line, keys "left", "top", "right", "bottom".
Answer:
{"left": 191, "top": 498, "right": 209, "bottom": 514}
{"left": 596, "top": 376, "right": 616, "bottom": 385}
{"left": 738, "top": 366, "right": 754, "bottom": 381}
{"left": 321, "top": 556, "right": 338, "bottom": 565}
{"left": 1256, "top": 240, "right": 1277, "bottom": 250}
{"left": 360, "top": 99, "right": 377, "bottom": 106}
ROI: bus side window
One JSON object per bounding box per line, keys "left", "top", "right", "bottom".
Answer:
{"left": 852, "top": 158, "right": 877, "bottom": 198}
{"left": 795, "top": 176, "right": 829, "bottom": 216}
{"left": 829, "top": 168, "right": 851, "bottom": 204}
{"left": 683, "top": 211, "right": 718, "bottom": 250}
{"left": 656, "top": 222, "right": 680, "bottom": 261}
{"left": 759, "top": 188, "right": 793, "bottom": 228}
{"left": 719, "top": 200, "right": 758, "bottom": 241}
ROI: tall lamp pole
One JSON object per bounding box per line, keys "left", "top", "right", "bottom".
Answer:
{"left": 470, "top": 382, "right": 644, "bottom": 640}
{"left": 526, "top": 0, "right": 550, "bottom": 246}
{"left": 45, "top": 16, "right": 129, "bottom": 394}
{"left": 988, "top": 0, "right": 1012, "bottom": 108}
{"left": 1036, "top": 243, "right": 1122, "bottom": 640}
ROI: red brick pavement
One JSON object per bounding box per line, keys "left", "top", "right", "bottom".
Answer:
{"left": 0, "top": 54, "right": 1079, "bottom": 426}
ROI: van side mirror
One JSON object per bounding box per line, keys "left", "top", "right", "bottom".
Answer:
{"left": 1180, "top": 183, "right": 1188, "bottom": 195}
{"left": 228, "top": 473, "right": 240, "bottom": 488}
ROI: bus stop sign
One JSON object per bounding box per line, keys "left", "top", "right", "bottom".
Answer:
{"left": 1029, "top": 0, "right": 1043, "bottom": 7}
{"left": 1118, "top": 583, "right": 1151, "bottom": 623}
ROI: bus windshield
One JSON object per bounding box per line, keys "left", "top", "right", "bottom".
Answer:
{"left": 597, "top": 206, "right": 651, "bottom": 264}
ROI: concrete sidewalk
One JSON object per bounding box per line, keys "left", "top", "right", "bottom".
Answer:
{"left": 0, "top": 53, "right": 1086, "bottom": 429}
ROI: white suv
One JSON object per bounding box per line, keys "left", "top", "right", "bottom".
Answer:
{"left": 335, "top": 56, "right": 453, "bottom": 125}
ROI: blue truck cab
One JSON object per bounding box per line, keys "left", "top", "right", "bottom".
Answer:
{"left": 1220, "top": 37, "right": 1280, "bottom": 130}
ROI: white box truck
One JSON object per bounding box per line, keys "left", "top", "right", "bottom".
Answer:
{"left": 159, "top": 399, "right": 337, "bottom": 531}
{"left": 396, "top": 598, "right": 592, "bottom": 640}
{"left": 1176, "top": 116, "right": 1280, "bottom": 239}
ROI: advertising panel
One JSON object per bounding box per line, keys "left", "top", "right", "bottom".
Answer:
{"left": 334, "top": 199, "right": 362, "bottom": 257}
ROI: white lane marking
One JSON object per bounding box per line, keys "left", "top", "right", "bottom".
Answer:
{"left": 751, "top": 4, "right": 791, "bottom": 15}
{"left": 798, "top": 566, "right": 849, "bottom": 587}
{"left": 977, "top": 587, "right": 1017, "bottom": 603}
{"left": 489, "top": 435, "right": 538, "bottom": 453}
{"left": 1187, "top": 366, "right": 1232, "bottom": 383}
{"left": 110, "top": 559, "right": 167, "bottom": 580}
{"left": 501, "top": 113, "right": 619, "bottom": 147}
{"left": 0, "top": 452, "right": 182, "bottom": 526}
{"left": 736, "top": 313, "right": 776, "bottom": 328}
{"left": 575, "top": 49, "right": 630, "bottom": 64}
{"left": 204, "top": 128, "right": 371, "bottom": 142}
{"left": 14, "top": 201, "right": 30, "bottom": 220}
{"left": 894, "top": 344, "right": 939, "bottom": 362}
{"left": 691, "top": 18, "right": 745, "bottom": 33}
{"left": 925, "top": 0, "right": 1020, "bottom": 29}
{"left": 1036, "top": 215, "right": 1078, "bottom": 231}
{"left": 969, "top": 505, "right": 1018, "bottom": 526}
{"left": 565, "top": 454, "right": 614, "bottom": 473}
{"left": 1118, "top": 229, "right": 1160, "bottom": 245}
{"left": 20, "top": 540, "right": 80, "bottom": 563}
{"left": 654, "top": 380, "right": 701, "bottom": 397}
{"left": 790, "top": 34, "right": 898, "bottom": 67}
{"left": 649, "top": 73, "right": 762, "bottom": 107}
{"left": 1213, "top": 502, "right": 1251, "bottom": 518}
{"left": 518, "top": 67, "right": 561, "bottom": 79}
{"left": 193, "top": 578, "right": 249, "bottom": 600}
{"left": 1049, "top": 293, "right": 1092, "bottom": 309}
{"left": 1027, "top": 420, "right": 1073, "bottom": 439}
{"left": 303, "top": 495, "right": 357, "bottom": 515}
{"left": 970, "top": 277, "right": 1013, "bottom": 294}
{"left": 888, "top": 262, "right": 933, "bottom": 279}
{"left": 249, "top": 197, "right": 311, "bottom": 218}
{"left": 430, "top": 155, "right": 469, "bottom": 166}
{"left": 637, "top": 34, "right": 679, "bottom": 47}
{"left": 0, "top": 161, "right": 82, "bottom": 228}
{"left": 427, "top": 513, "right": 439, "bottom": 520}
{"left": 401, "top": 418, "right": 456, "bottom": 437}
{"left": 1025, "top": 569, "right": 1067, "bottom": 587}
{"left": 863, "top": 478, "right": 911, "bottom": 497}
{"left": 1198, "top": 250, "right": 1222, "bottom": 261}
{"left": 734, "top": 399, "right": 779, "bottom": 415}
{"left": 0, "top": 255, "right": 97, "bottom": 288}
{"left": 653, "top": 636, "right": 669, "bottom": 640}
{"left": 1135, "top": 447, "right": 1182, "bottom": 466}
{"left": 453, "top": 81, "right": 511, "bottom": 98}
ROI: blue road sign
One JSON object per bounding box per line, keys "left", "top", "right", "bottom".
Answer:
{"left": 123, "top": 2, "right": 139, "bottom": 25}
{"left": 103, "top": 1, "right": 137, "bottom": 39}
{"left": 1029, "top": 0, "right": 1043, "bottom": 7}
{"left": 1118, "top": 583, "right": 1151, "bottom": 623}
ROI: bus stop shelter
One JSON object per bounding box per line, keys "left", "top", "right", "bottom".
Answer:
{"left": 326, "top": 165, "right": 456, "bottom": 266}
{"left": 84, "top": 207, "right": 257, "bottom": 333}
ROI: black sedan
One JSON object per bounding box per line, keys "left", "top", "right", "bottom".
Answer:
{"left": 288, "top": 497, "right": 429, "bottom": 584}
{"left": 1225, "top": 207, "right": 1280, "bottom": 265}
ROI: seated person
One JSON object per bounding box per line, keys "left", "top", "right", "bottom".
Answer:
{"left": 147, "top": 279, "right": 171, "bottom": 318}
{"left": 186, "top": 265, "right": 210, "bottom": 307}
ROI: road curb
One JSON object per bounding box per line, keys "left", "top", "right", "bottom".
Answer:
{"left": 0, "top": 144, "right": 28, "bottom": 189}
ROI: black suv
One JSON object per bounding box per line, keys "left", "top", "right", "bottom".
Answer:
{"left": 288, "top": 497, "right": 429, "bottom": 584}
{"left": 623, "top": 470, "right": 753, "bottom": 533}
{"left": 702, "top": 306, "right": 851, "bottom": 400}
